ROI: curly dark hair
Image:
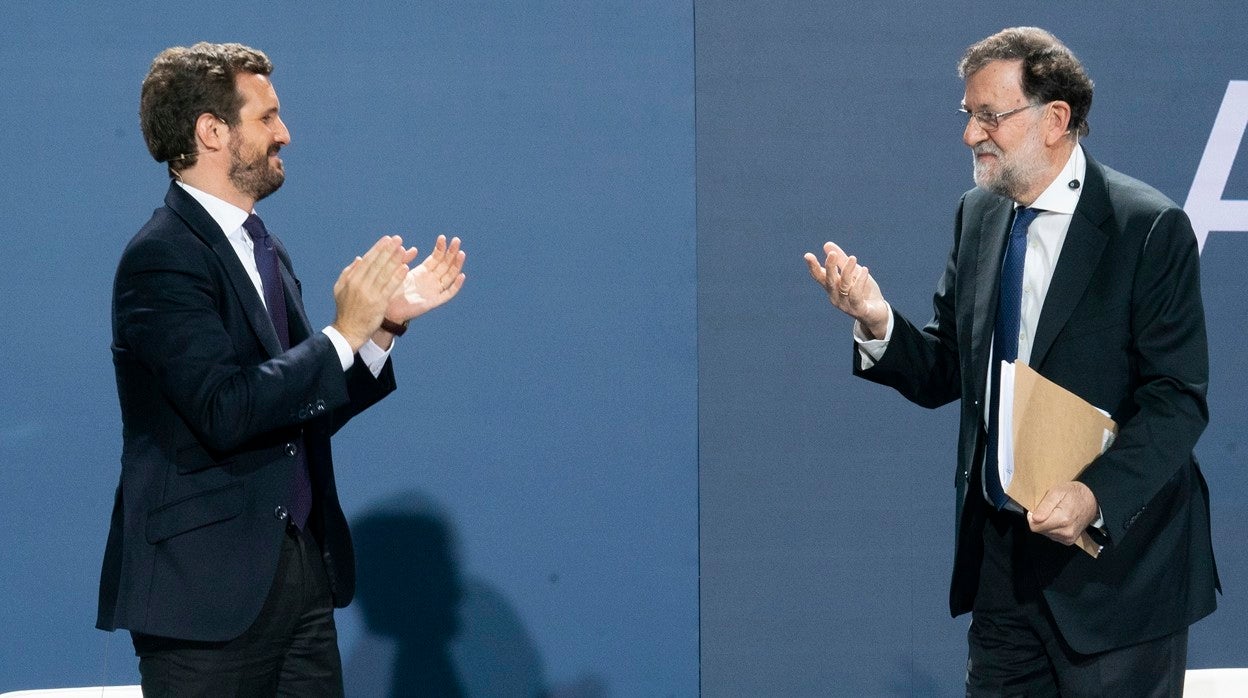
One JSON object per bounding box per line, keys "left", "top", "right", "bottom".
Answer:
{"left": 958, "top": 27, "right": 1093, "bottom": 139}
{"left": 139, "top": 42, "right": 273, "bottom": 176}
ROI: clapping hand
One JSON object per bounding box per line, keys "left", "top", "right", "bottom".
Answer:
{"left": 386, "top": 235, "right": 467, "bottom": 323}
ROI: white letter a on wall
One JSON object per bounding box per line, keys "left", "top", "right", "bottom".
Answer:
{"left": 1186, "top": 81, "right": 1248, "bottom": 253}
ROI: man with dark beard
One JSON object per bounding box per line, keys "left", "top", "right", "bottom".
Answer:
{"left": 96, "top": 42, "right": 467, "bottom": 696}
{"left": 804, "top": 28, "right": 1216, "bottom": 694}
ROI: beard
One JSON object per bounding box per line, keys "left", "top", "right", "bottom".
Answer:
{"left": 971, "top": 126, "right": 1048, "bottom": 201}
{"left": 228, "top": 137, "right": 285, "bottom": 203}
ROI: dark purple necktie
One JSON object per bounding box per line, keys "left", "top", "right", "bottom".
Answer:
{"left": 984, "top": 207, "right": 1040, "bottom": 510}
{"left": 243, "top": 214, "right": 312, "bottom": 529}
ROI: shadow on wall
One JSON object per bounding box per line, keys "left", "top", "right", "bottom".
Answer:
{"left": 343, "top": 492, "right": 608, "bottom": 698}
{"left": 890, "top": 657, "right": 956, "bottom": 697}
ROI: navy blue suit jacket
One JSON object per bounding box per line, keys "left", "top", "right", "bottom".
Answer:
{"left": 97, "top": 182, "right": 395, "bottom": 641}
{"left": 855, "top": 155, "right": 1218, "bottom": 654}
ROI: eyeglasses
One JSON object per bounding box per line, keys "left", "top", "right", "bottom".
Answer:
{"left": 958, "top": 103, "right": 1043, "bottom": 131}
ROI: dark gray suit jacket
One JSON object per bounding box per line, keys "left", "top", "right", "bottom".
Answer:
{"left": 97, "top": 182, "right": 395, "bottom": 641}
{"left": 855, "top": 154, "right": 1218, "bottom": 654}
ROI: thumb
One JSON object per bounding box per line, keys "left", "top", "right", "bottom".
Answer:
{"left": 1030, "top": 491, "right": 1060, "bottom": 523}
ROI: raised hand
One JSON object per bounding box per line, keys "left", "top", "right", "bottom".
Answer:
{"left": 385, "top": 235, "right": 467, "bottom": 324}
{"left": 332, "top": 236, "right": 409, "bottom": 351}
{"left": 803, "top": 241, "right": 890, "bottom": 339}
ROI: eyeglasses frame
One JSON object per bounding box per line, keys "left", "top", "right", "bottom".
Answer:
{"left": 958, "top": 102, "right": 1045, "bottom": 131}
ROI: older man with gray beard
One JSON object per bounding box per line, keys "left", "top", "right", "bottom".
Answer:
{"left": 805, "top": 27, "right": 1217, "bottom": 696}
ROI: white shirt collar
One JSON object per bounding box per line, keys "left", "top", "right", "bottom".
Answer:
{"left": 1023, "top": 144, "right": 1086, "bottom": 214}
{"left": 175, "top": 181, "right": 254, "bottom": 239}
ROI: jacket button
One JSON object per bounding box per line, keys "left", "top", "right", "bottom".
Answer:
{"left": 274, "top": 505, "right": 289, "bottom": 520}
{"left": 285, "top": 443, "right": 298, "bottom": 457}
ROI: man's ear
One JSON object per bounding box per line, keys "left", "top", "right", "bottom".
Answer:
{"left": 194, "top": 112, "right": 227, "bottom": 154}
{"left": 1044, "top": 101, "right": 1073, "bottom": 146}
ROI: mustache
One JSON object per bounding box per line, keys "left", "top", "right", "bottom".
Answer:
{"left": 973, "top": 143, "right": 1002, "bottom": 157}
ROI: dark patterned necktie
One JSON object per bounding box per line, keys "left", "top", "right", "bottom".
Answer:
{"left": 243, "top": 214, "right": 312, "bottom": 529}
{"left": 984, "top": 207, "right": 1040, "bottom": 510}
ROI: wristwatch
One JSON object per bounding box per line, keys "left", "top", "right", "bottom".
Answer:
{"left": 380, "top": 318, "right": 409, "bottom": 337}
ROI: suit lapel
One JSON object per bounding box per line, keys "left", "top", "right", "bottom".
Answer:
{"left": 164, "top": 183, "right": 285, "bottom": 358}
{"left": 970, "top": 196, "right": 1013, "bottom": 401}
{"left": 271, "top": 235, "right": 313, "bottom": 345}
{"left": 1030, "top": 159, "right": 1112, "bottom": 369}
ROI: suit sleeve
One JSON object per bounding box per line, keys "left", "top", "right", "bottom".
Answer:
{"left": 328, "top": 355, "right": 396, "bottom": 436}
{"left": 115, "top": 233, "right": 354, "bottom": 453}
{"left": 1078, "top": 206, "right": 1209, "bottom": 542}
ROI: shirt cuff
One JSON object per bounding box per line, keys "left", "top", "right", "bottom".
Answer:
{"left": 321, "top": 326, "right": 356, "bottom": 371}
{"left": 320, "top": 326, "right": 392, "bottom": 377}
{"left": 357, "top": 336, "right": 392, "bottom": 377}
{"left": 853, "top": 305, "right": 893, "bottom": 370}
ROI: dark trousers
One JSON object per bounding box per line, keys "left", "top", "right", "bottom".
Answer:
{"left": 132, "top": 524, "right": 344, "bottom": 697}
{"left": 965, "top": 510, "right": 1187, "bottom": 697}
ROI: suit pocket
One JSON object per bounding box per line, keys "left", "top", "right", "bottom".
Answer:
{"left": 145, "top": 481, "right": 243, "bottom": 544}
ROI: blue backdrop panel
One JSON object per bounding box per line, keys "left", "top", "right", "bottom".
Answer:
{"left": 0, "top": 2, "right": 695, "bottom": 695}
{"left": 697, "top": 2, "right": 1248, "bottom": 695}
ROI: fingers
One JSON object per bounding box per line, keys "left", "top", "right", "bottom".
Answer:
{"left": 350, "top": 237, "right": 406, "bottom": 301}
{"left": 446, "top": 236, "right": 463, "bottom": 266}
{"left": 382, "top": 253, "right": 408, "bottom": 298}
{"left": 436, "top": 236, "right": 463, "bottom": 271}
{"left": 803, "top": 253, "right": 827, "bottom": 284}
{"left": 838, "top": 255, "right": 862, "bottom": 297}
{"left": 441, "top": 246, "right": 466, "bottom": 291}
{"left": 1030, "top": 492, "right": 1057, "bottom": 525}
{"left": 804, "top": 242, "right": 848, "bottom": 291}
{"left": 358, "top": 236, "right": 405, "bottom": 287}
{"left": 1027, "top": 507, "right": 1073, "bottom": 545}
{"left": 803, "top": 242, "right": 867, "bottom": 304}
{"left": 443, "top": 271, "right": 467, "bottom": 299}
{"left": 426, "top": 235, "right": 452, "bottom": 266}
{"left": 433, "top": 236, "right": 462, "bottom": 271}
{"left": 428, "top": 253, "right": 466, "bottom": 296}
{"left": 822, "top": 241, "right": 847, "bottom": 278}
{"left": 341, "top": 237, "right": 390, "bottom": 292}
{"left": 333, "top": 256, "right": 363, "bottom": 294}
{"left": 1026, "top": 486, "right": 1083, "bottom": 546}
{"left": 419, "top": 236, "right": 466, "bottom": 292}
{"left": 822, "top": 243, "right": 857, "bottom": 297}
{"left": 849, "top": 263, "right": 870, "bottom": 298}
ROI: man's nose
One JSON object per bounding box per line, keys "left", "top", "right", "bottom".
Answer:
{"left": 274, "top": 116, "right": 291, "bottom": 146}
{"left": 963, "top": 116, "right": 988, "bottom": 147}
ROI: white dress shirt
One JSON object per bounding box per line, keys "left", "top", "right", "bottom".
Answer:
{"left": 176, "top": 181, "right": 392, "bottom": 376}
